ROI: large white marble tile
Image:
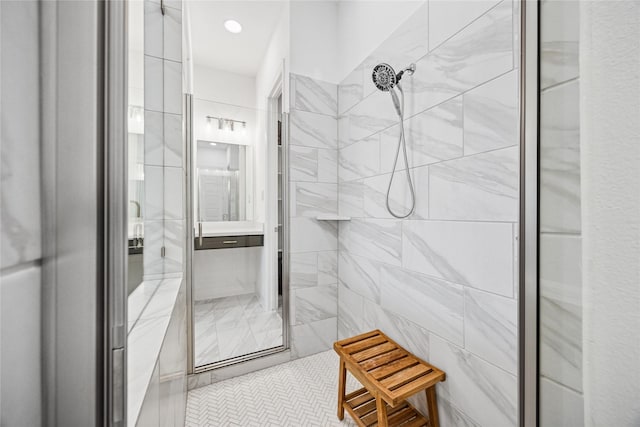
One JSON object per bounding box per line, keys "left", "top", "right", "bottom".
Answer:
{"left": 144, "top": 110, "right": 163, "bottom": 166}
{"left": 290, "top": 217, "right": 337, "bottom": 253}
{"left": 290, "top": 252, "right": 317, "bottom": 289}
{"left": 380, "top": 96, "right": 464, "bottom": 172}
{"left": 402, "top": 220, "right": 514, "bottom": 296}
{"left": 363, "top": 165, "right": 428, "bottom": 220}
{"left": 464, "top": 288, "right": 518, "bottom": 375}
{"left": 341, "top": 218, "right": 402, "bottom": 266}
{"left": 362, "top": 301, "right": 430, "bottom": 360}
{"left": 0, "top": 265, "right": 42, "bottom": 427}
{"left": 290, "top": 109, "right": 337, "bottom": 149}
{"left": 292, "top": 285, "right": 337, "bottom": 325}
{"left": 128, "top": 280, "right": 162, "bottom": 332}
{"left": 289, "top": 145, "right": 317, "bottom": 182}
{"left": 379, "top": 265, "right": 464, "bottom": 345}
{"left": 338, "top": 65, "right": 364, "bottom": 115}
{"left": 408, "top": 0, "right": 513, "bottom": 116}
{"left": 317, "top": 251, "right": 338, "bottom": 285}
{"left": 337, "top": 283, "right": 365, "bottom": 340}
{"left": 144, "top": 165, "right": 163, "bottom": 220}
{"left": 143, "top": 220, "right": 164, "bottom": 276}
{"left": 339, "top": 181, "right": 365, "bottom": 218}
{"left": 540, "top": 233, "right": 582, "bottom": 306}
{"left": 540, "top": 377, "right": 584, "bottom": 427}
{"left": 338, "top": 251, "right": 380, "bottom": 303}
{"left": 318, "top": 149, "right": 338, "bottom": 183}
{"left": 217, "top": 322, "right": 258, "bottom": 361}
{"left": 135, "top": 362, "right": 160, "bottom": 427}
{"left": 429, "top": 334, "right": 518, "bottom": 427}
{"left": 540, "top": 0, "right": 579, "bottom": 89}
{"left": 163, "top": 5, "right": 182, "bottom": 62}
{"left": 145, "top": 55, "right": 163, "bottom": 112}
{"left": 290, "top": 73, "right": 337, "bottom": 116}
{"left": 163, "top": 59, "right": 182, "bottom": 115}
{"left": 464, "top": 70, "right": 519, "bottom": 155}
{"left": 163, "top": 220, "right": 183, "bottom": 275}
{"left": 144, "top": 0, "right": 163, "bottom": 58}
{"left": 164, "top": 166, "right": 183, "bottom": 220}
{"left": 436, "top": 398, "right": 482, "bottom": 427}
{"left": 0, "top": 0, "right": 41, "bottom": 270}
{"left": 291, "top": 317, "right": 337, "bottom": 358}
{"left": 428, "top": 0, "right": 501, "bottom": 51}
{"left": 429, "top": 146, "right": 519, "bottom": 221}
{"left": 164, "top": 113, "right": 182, "bottom": 168}
{"left": 339, "top": 136, "right": 380, "bottom": 182}
{"left": 540, "top": 80, "right": 581, "bottom": 234}
{"left": 140, "top": 278, "right": 182, "bottom": 320}
{"left": 338, "top": 115, "right": 351, "bottom": 148}
{"left": 346, "top": 91, "right": 397, "bottom": 143}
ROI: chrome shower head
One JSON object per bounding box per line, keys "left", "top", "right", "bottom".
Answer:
{"left": 371, "top": 63, "right": 416, "bottom": 92}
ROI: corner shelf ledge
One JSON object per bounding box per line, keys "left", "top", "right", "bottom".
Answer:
{"left": 316, "top": 215, "right": 351, "bottom": 221}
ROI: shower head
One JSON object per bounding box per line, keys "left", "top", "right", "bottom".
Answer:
{"left": 371, "top": 63, "right": 416, "bottom": 92}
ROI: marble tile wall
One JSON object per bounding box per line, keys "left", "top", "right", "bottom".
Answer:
{"left": 143, "top": 0, "right": 185, "bottom": 281}
{"left": 0, "top": 2, "right": 43, "bottom": 425}
{"left": 538, "top": 1, "right": 584, "bottom": 425}
{"left": 337, "top": 1, "right": 520, "bottom": 426}
{"left": 288, "top": 73, "right": 339, "bottom": 359}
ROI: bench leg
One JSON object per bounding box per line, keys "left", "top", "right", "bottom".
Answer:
{"left": 337, "top": 359, "right": 346, "bottom": 420}
{"left": 376, "top": 396, "right": 388, "bottom": 427}
{"left": 426, "top": 386, "right": 440, "bottom": 427}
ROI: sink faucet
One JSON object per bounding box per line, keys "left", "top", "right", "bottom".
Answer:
{"left": 129, "top": 200, "right": 141, "bottom": 218}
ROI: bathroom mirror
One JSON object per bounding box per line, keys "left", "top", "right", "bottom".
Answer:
{"left": 195, "top": 140, "right": 247, "bottom": 222}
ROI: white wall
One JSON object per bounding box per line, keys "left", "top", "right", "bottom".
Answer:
{"left": 193, "top": 64, "right": 256, "bottom": 108}
{"left": 580, "top": 1, "right": 640, "bottom": 426}
{"left": 336, "top": 0, "right": 424, "bottom": 80}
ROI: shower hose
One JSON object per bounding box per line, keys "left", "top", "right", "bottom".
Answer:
{"left": 386, "top": 83, "right": 416, "bottom": 218}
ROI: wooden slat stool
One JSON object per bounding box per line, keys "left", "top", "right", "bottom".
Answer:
{"left": 334, "top": 330, "right": 446, "bottom": 427}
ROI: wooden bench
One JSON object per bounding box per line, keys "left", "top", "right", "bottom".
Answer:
{"left": 334, "top": 330, "right": 446, "bottom": 427}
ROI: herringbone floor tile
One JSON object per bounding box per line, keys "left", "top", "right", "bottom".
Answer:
{"left": 186, "top": 351, "right": 361, "bottom": 427}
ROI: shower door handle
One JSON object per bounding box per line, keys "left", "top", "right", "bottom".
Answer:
{"left": 198, "top": 222, "right": 203, "bottom": 247}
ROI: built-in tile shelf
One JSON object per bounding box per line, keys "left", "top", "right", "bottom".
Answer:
{"left": 315, "top": 215, "right": 351, "bottom": 221}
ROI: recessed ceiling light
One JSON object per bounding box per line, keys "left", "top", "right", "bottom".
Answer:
{"left": 224, "top": 19, "right": 242, "bottom": 34}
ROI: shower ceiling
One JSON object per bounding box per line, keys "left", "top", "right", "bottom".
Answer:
{"left": 189, "top": 1, "right": 286, "bottom": 76}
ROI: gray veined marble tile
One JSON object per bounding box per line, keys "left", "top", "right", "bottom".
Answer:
{"left": 380, "top": 96, "right": 464, "bottom": 172}
{"left": 339, "top": 135, "right": 380, "bottom": 182}
{"left": 164, "top": 113, "right": 183, "bottom": 168}
{"left": 428, "top": 0, "right": 502, "bottom": 51}
{"left": 143, "top": 220, "right": 164, "bottom": 277}
{"left": 363, "top": 165, "right": 428, "bottom": 220}
{"left": 290, "top": 73, "right": 337, "bottom": 116}
{"left": 291, "top": 182, "right": 337, "bottom": 217}
{"left": 540, "top": 0, "right": 579, "bottom": 90}
{"left": 429, "top": 334, "right": 518, "bottom": 427}
{"left": 318, "top": 149, "right": 338, "bottom": 183}
{"left": 163, "top": 220, "right": 183, "bottom": 274}
{"left": 289, "top": 145, "right": 318, "bottom": 182}
{"left": 339, "top": 181, "right": 365, "bottom": 218}
{"left": 407, "top": 0, "right": 513, "bottom": 117}
{"left": 402, "top": 220, "right": 514, "bottom": 296}
{"left": 144, "top": 110, "right": 164, "bottom": 166}
{"left": 164, "top": 166, "right": 183, "bottom": 220}
{"left": 337, "top": 284, "right": 365, "bottom": 340}
{"left": 317, "top": 251, "right": 338, "bottom": 285}
{"left": 464, "top": 69, "right": 519, "bottom": 155}
{"left": 341, "top": 218, "right": 402, "bottom": 266}
{"left": 362, "top": 301, "right": 430, "bottom": 361}
{"left": 290, "top": 252, "right": 317, "bottom": 290}
{"left": 289, "top": 217, "right": 337, "bottom": 253}
{"left": 145, "top": 55, "right": 163, "bottom": 112}
{"left": 144, "top": 165, "right": 163, "bottom": 220}
{"left": 292, "top": 285, "right": 337, "bottom": 325}
{"left": 163, "top": 59, "right": 182, "bottom": 115}
{"left": 436, "top": 398, "right": 482, "bottom": 427}
{"left": 379, "top": 265, "right": 464, "bottom": 346}
{"left": 338, "top": 115, "right": 351, "bottom": 149}
{"left": 144, "top": 0, "right": 163, "bottom": 58}
{"left": 290, "top": 109, "right": 338, "bottom": 149}
{"left": 338, "top": 64, "right": 364, "bottom": 115}
{"left": 429, "top": 146, "right": 519, "bottom": 222}
{"left": 540, "top": 377, "right": 584, "bottom": 427}
{"left": 540, "top": 234, "right": 582, "bottom": 307}
{"left": 163, "top": 4, "right": 182, "bottom": 62}
{"left": 217, "top": 322, "right": 259, "bottom": 361}
{"left": 464, "top": 288, "right": 518, "bottom": 375}
{"left": 346, "top": 91, "right": 398, "bottom": 143}
{"left": 540, "top": 80, "right": 581, "bottom": 234}
{"left": 291, "top": 317, "right": 337, "bottom": 359}
{"left": 337, "top": 251, "right": 380, "bottom": 303}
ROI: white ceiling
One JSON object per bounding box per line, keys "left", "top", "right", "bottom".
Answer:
{"left": 188, "top": 1, "right": 286, "bottom": 77}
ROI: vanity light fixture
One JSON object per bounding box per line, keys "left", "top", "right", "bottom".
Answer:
{"left": 224, "top": 19, "right": 242, "bottom": 34}
{"left": 206, "top": 115, "right": 246, "bottom": 133}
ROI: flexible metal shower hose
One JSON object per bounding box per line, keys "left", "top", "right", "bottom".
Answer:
{"left": 385, "top": 84, "right": 416, "bottom": 218}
